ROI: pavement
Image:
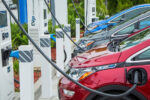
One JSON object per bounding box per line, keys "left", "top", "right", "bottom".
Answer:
{"left": 14, "top": 74, "right": 60, "bottom": 100}
{"left": 38, "top": 76, "right": 60, "bottom": 100}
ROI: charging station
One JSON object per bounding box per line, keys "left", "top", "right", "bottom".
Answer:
{"left": 84, "top": 0, "right": 97, "bottom": 26}
{"left": 27, "top": 0, "right": 41, "bottom": 67}
{"left": 39, "top": 0, "right": 53, "bottom": 98}
{"left": 1, "top": 0, "right": 145, "bottom": 100}
{"left": 0, "top": 1, "right": 14, "bottom": 100}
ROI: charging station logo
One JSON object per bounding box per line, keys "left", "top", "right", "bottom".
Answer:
{"left": 31, "top": 16, "right": 36, "bottom": 26}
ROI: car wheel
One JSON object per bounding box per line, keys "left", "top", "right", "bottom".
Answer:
{"left": 86, "top": 85, "right": 147, "bottom": 100}
{"left": 94, "top": 90, "right": 139, "bottom": 100}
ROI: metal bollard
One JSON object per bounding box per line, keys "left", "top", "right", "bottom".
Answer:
{"left": 56, "top": 28, "right": 64, "bottom": 77}
{"left": 64, "top": 24, "right": 71, "bottom": 65}
{"left": 76, "top": 18, "right": 80, "bottom": 42}
{"left": 19, "top": 45, "right": 34, "bottom": 100}
{"left": 40, "top": 35, "right": 53, "bottom": 98}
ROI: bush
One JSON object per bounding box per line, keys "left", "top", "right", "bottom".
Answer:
{"left": 48, "top": 20, "right": 56, "bottom": 48}
{"left": 11, "top": 23, "right": 28, "bottom": 50}
{"left": 68, "top": 2, "right": 84, "bottom": 37}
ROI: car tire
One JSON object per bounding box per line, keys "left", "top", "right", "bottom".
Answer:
{"left": 86, "top": 85, "right": 147, "bottom": 100}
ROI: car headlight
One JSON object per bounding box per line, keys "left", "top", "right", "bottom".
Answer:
{"left": 66, "top": 64, "right": 116, "bottom": 81}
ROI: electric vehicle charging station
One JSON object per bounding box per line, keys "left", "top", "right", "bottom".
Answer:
{"left": 1, "top": 0, "right": 147, "bottom": 99}
{"left": 28, "top": 0, "right": 53, "bottom": 98}
{"left": 84, "top": 0, "right": 97, "bottom": 26}
{"left": 0, "top": 1, "right": 14, "bottom": 100}
{"left": 27, "top": 0, "right": 54, "bottom": 99}
{"left": 39, "top": 0, "right": 53, "bottom": 98}
{"left": 64, "top": 24, "right": 71, "bottom": 65}
{"left": 19, "top": 45, "right": 34, "bottom": 100}
{"left": 76, "top": 18, "right": 80, "bottom": 42}
{"left": 27, "top": 0, "right": 41, "bottom": 67}
{"left": 56, "top": 28, "right": 64, "bottom": 77}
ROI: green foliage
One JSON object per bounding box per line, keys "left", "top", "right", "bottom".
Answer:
{"left": 96, "top": 0, "right": 108, "bottom": 19}
{"left": 12, "top": 0, "right": 18, "bottom": 4}
{"left": 13, "top": 59, "right": 19, "bottom": 74}
{"left": 11, "top": 23, "right": 28, "bottom": 50}
{"left": 48, "top": 20, "right": 56, "bottom": 48}
{"left": 107, "top": 0, "right": 150, "bottom": 15}
{"left": 48, "top": 19, "right": 55, "bottom": 33}
{"left": 68, "top": 1, "right": 84, "bottom": 37}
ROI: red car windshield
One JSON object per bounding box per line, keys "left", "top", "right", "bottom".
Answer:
{"left": 120, "top": 28, "right": 150, "bottom": 51}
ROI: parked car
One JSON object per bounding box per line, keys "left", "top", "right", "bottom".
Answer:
{"left": 59, "top": 27, "right": 150, "bottom": 100}
{"left": 72, "top": 11, "right": 150, "bottom": 57}
{"left": 73, "top": 26, "right": 150, "bottom": 60}
{"left": 84, "top": 4, "right": 150, "bottom": 36}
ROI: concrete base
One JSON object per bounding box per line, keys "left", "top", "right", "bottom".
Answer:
{"left": 14, "top": 76, "right": 60, "bottom": 100}
{"left": 39, "top": 76, "right": 60, "bottom": 100}
{"left": 14, "top": 77, "right": 42, "bottom": 100}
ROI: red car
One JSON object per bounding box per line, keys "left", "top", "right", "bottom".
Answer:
{"left": 59, "top": 27, "right": 150, "bottom": 100}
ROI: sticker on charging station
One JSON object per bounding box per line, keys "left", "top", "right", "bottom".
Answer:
{"left": 19, "top": 50, "right": 33, "bottom": 62}
{"left": 56, "top": 31, "right": 64, "bottom": 38}
{"left": 76, "top": 19, "right": 80, "bottom": 24}
{"left": 64, "top": 26, "right": 71, "bottom": 32}
{"left": 40, "top": 38, "right": 50, "bottom": 47}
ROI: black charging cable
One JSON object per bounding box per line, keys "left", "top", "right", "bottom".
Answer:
{"left": 43, "top": 0, "right": 84, "bottom": 51}
{"left": 2, "top": 0, "right": 139, "bottom": 98}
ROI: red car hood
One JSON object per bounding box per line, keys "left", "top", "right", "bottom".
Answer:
{"left": 69, "top": 46, "right": 121, "bottom": 68}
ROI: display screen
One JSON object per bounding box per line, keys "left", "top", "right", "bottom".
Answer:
{"left": 0, "top": 11, "right": 7, "bottom": 28}
{"left": 44, "top": 9, "right": 47, "bottom": 19}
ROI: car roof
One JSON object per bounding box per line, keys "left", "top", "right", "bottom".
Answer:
{"left": 107, "top": 4, "right": 150, "bottom": 22}
{"left": 89, "top": 4, "right": 150, "bottom": 27}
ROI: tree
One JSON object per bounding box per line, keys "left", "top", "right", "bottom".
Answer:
{"left": 12, "top": 0, "right": 18, "bottom": 4}
{"left": 96, "top": 0, "right": 108, "bottom": 19}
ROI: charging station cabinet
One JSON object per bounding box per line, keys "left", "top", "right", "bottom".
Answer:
{"left": 27, "top": 0, "right": 49, "bottom": 67}
{"left": 84, "top": 0, "right": 97, "bottom": 26}
{"left": 0, "top": 1, "right": 14, "bottom": 100}
{"left": 27, "top": 0, "right": 41, "bottom": 67}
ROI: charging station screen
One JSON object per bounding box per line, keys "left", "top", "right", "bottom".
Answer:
{"left": 0, "top": 11, "right": 7, "bottom": 28}
{"left": 44, "top": 9, "right": 47, "bottom": 19}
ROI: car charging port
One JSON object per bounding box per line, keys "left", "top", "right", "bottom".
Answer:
{"left": 1, "top": 48, "right": 12, "bottom": 66}
{"left": 127, "top": 68, "right": 147, "bottom": 86}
